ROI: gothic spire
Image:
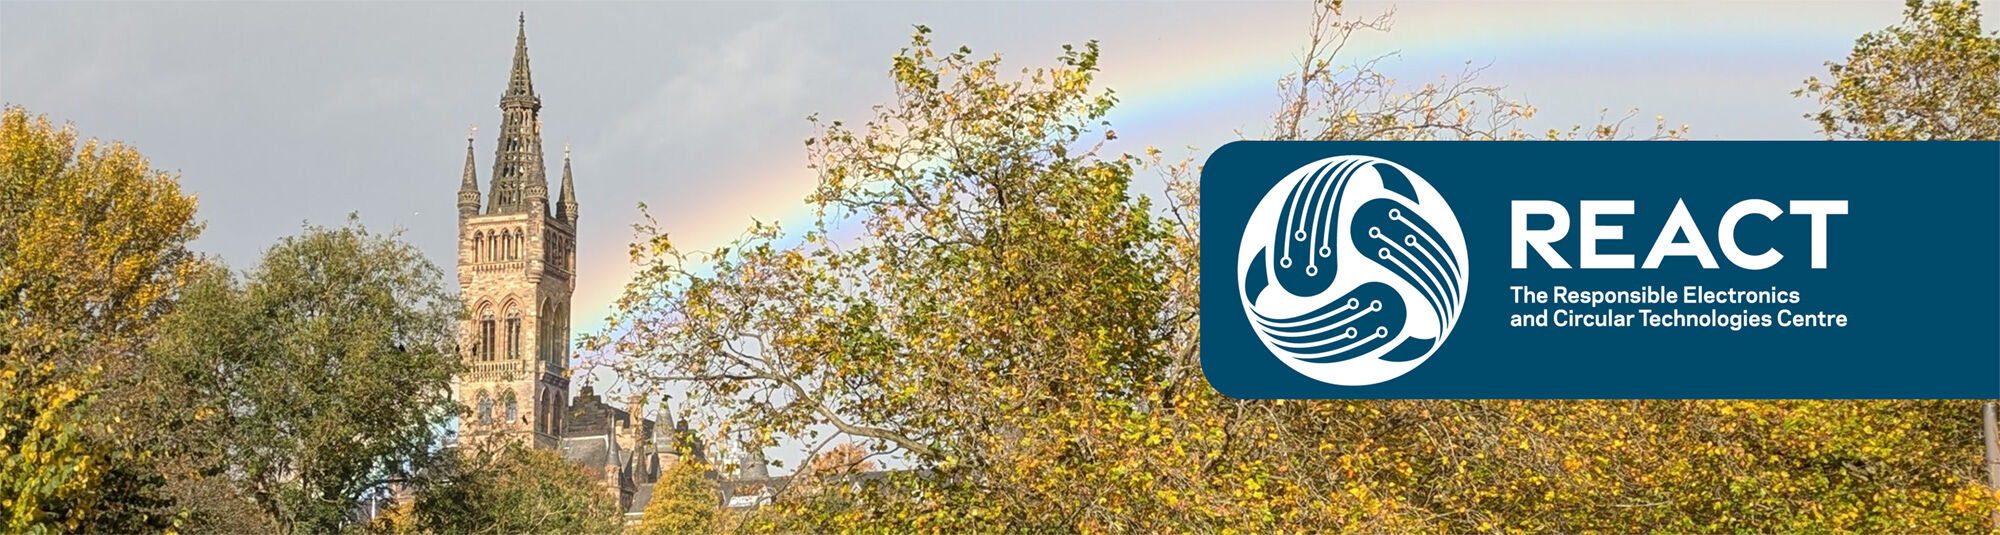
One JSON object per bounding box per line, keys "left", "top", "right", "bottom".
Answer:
{"left": 458, "top": 125, "right": 481, "bottom": 217}
{"left": 558, "top": 143, "right": 578, "bottom": 225}
{"left": 505, "top": 12, "right": 536, "bottom": 101}
{"left": 486, "top": 13, "right": 545, "bottom": 215}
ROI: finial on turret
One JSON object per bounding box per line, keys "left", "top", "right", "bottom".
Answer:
{"left": 558, "top": 141, "right": 578, "bottom": 225}
{"left": 459, "top": 125, "right": 483, "bottom": 217}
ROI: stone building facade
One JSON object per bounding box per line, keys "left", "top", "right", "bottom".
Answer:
{"left": 452, "top": 15, "right": 696, "bottom": 517}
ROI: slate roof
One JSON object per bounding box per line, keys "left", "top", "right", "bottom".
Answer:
{"left": 627, "top": 482, "right": 655, "bottom": 515}
{"left": 561, "top": 434, "right": 614, "bottom": 469}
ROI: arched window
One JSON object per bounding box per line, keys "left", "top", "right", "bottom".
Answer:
{"left": 471, "top": 233, "right": 483, "bottom": 262}
{"left": 537, "top": 395, "right": 550, "bottom": 435}
{"left": 561, "top": 303, "right": 571, "bottom": 366}
{"left": 548, "top": 391, "right": 562, "bottom": 433}
{"left": 478, "top": 307, "right": 496, "bottom": 361}
{"left": 476, "top": 390, "right": 493, "bottom": 424}
{"left": 530, "top": 389, "right": 543, "bottom": 434}
{"left": 540, "top": 299, "right": 555, "bottom": 364}
{"left": 502, "top": 390, "right": 518, "bottom": 423}
{"left": 504, "top": 302, "right": 522, "bottom": 360}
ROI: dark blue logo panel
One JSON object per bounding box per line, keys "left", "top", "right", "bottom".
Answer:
{"left": 1200, "top": 141, "right": 2000, "bottom": 399}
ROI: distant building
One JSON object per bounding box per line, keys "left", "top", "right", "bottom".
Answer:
{"left": 449, "top": 14, "right": 703, "bottom": 520}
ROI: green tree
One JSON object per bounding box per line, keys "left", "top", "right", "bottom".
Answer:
{"left": 144, "top": 219, "right": 462, "bottom": 534}
{"left": 0, "top": 105, "right": 198, "bottom": 534}
{"left": 132, "top": 261, "right": 280, "bottom": 534}
{"left": 1799, "top": 0, "right": 2000, "bottom": 140}
{"left": 633, "top": 460, "right": 721, "bottom": 535}
{"left": 407, "top": 444, "right": 623, "bottom": 535}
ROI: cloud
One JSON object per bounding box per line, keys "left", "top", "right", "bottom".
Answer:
{"left": 595, "top": 12, "right": 846, "bottom": 158}
{"left": 318, "top": 74, "right": 427, "bottom": 121}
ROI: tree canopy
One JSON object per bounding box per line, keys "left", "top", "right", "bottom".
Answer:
{"left": 142, "top": 219, "right": 463, "bottom": 534}
{"left": 403, "top": 443, "right": 624, "bottom": 535}
{"left": 1800, "top": 0, "right": 2000, "bottom": 140}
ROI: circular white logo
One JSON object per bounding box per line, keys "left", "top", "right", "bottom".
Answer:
{"left": 1236, "top": 156, "right": 1468, "bottom": 386}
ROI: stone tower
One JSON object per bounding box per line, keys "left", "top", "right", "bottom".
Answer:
{"left": 455, "top": 13, "right": 581, "bottom": 450}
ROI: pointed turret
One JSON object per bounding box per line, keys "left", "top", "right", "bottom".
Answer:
{"left": 558, "top": 143, "right": 578, "bottom": 226}
{"left": 458, "top": 126, "right": 482, "bottom": 218}
{"left": 655, "top": 396, "right": 677, "bottom": 434}
{"left": 487, "top": 13, "right": 545, "bottom": 215}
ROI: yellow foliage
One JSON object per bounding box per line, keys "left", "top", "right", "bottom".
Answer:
{"left": 0, "top": 105, "right": 199, "bottom": 535}
{"left": 0, "top": 105, "right": 202, "bottom": 367}
{"left": 634, "top": 460, "right": 722, "bottom": 535}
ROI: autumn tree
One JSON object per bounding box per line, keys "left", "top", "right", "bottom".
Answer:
{"left": 0, "top": 106, "right": 203, "bottom": 368}
{"left": 0, "top": 105, "right": 199, "bottom": 534}
{"left": 804, "top": 443, "right": 877, "bottom": 476}
{"left": 633, "top": 459, "right": 722, "bottom": 535}
{"left": 142, "top": 219, "right": 463, "bottom": 534}
{"left": 1799, "top": 0, "right": 2000, "bottom": 140}
{"left": 599, "top": 20, "right": 1205, "bottom": 530}
{"left": 406, "top": 443, "right": 624, "bottom": 535}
